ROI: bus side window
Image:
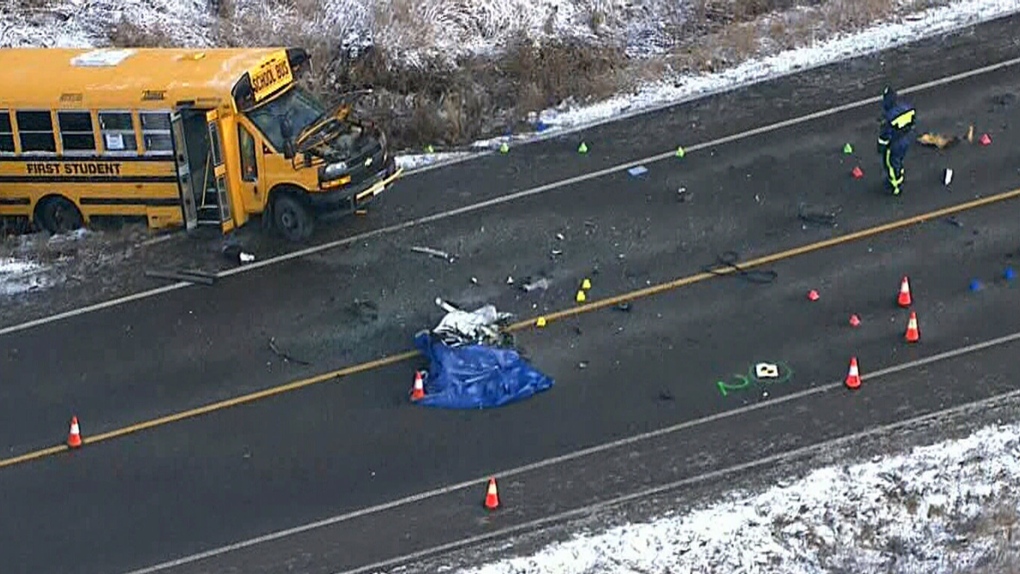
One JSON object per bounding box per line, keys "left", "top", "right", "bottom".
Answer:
{"left": 238, "top": 125, "right": 258, "bottom": 182}
{"left": 0, "top": 110, "right": 14, "bottom": 153}
{"left": 16, "top": 110, "right": 56, "bottom": 154}
{"left": 57, "top": 110, "right": 97, "bottom": 154}
{"left": 98, "top": 111, "right": 138, "bottom": 153}
{"left": 140, "top": 111, "right": 173, "bottom": 155}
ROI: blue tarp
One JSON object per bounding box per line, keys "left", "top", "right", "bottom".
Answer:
{"left": 412, "top": 331, "right": 554, "bottom": 409}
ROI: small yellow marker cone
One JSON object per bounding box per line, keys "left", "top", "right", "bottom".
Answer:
{"left": 675, "top": 146, "right": 685, "bottom": 158}
{"left": 500, "top": 142, "right": 509, "bottom": 153}
{"left": 426, "top": 144, "right": 434, "bottom": 153}
{"left": 575, "top": 290, "right": 586, "bottom": 303}
{"left": 578, "top": 142, "right": 588, "bottom": 154}
{"left": 581, "top": 278, "right": 591, "bottom": 290}
{"left": 536, "top": 316, "right": 547, "bottom": 327}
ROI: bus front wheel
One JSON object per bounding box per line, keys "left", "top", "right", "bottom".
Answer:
{"left": 272, "top": 194, "right": 314, "bottom": 242}
{"left": 37, "top": 196, "right": 84, "bottom": 235}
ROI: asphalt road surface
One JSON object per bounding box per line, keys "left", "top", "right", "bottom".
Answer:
{"left": 1, "top": 13, "right": 1020, "bottom": 574}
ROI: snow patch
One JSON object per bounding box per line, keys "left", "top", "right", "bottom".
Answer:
{"left": 399, "top": 0, "right": 1020, "bottom": 169}
{"left": 457, "top": 422, "right": 1020, "bottom": 574}
{"left": 0, "top": 257, "right": 52, "bottom": 296}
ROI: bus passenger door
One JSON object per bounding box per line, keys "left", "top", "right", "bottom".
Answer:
{"left": 171, "top": 111, "right": 198, "bottom": 231}
{"left": 205, "top": 110, "right": 235, "bottom": 233}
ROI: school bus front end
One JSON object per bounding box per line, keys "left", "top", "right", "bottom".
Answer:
{"left": 230, "top": 50, "right": 402, "bottom": 242}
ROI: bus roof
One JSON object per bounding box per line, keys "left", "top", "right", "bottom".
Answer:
{"left": 0, "top": 47, "right": 304, "bottom": 110}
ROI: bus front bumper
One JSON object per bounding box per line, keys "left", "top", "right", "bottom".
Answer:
{"left": 307, "top": 158, "right": 403, "bottom": 213}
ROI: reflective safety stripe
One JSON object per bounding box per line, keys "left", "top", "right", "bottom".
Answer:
{"left": 878, "top": 137, "right": 890, "bottom": 146}
{"left": 891, "top": 109, "right": 915, "bottom": 129}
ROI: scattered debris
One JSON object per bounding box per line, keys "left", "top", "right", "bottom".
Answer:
{"left": 578, "top": 361, "right": 589, "bottom": 369}
{"left": 851, "top": 166, "right": 864, "bottom": 179}
{"left": 221, "top": 243, "right": 255, "bottom": 265}
{"left": 144, "top": 268, "right": 217, "bottom": 285}
{"left": 628, "top": 165, "right": 649, "bottom": 177}
{"left": 916, "top": 132, "right": 960, "bottom": 149}
{"left": 979, "top": 133, "right": 992, "bottom": 146}
{"left": 268, "top": 337, "right": 311, "bottom": 365}
{"left": 946, "top": 216, "right": 964, "bottom": 228}
{"left": 521, "top": 277, "right": 551, "bottom": 292}
{"left": 797, "top": 203, "right": 839, "bottom": 227}
{"left": 556, "top": 233, "right": 565, "bottom": 241}
{"left": 431, "top": 298, "right": 513, "bottom": 347}
{"left": 411, "top": 245, "right": 454, "bottom": 262}
{"left": 470, "top": 276, "right": 479, "bottom": 285}
{"left": 614, "top": 302, "right": 632, "bottom": 312}
{"left": 944, "top": 168, "right": 954, "bottom": 186}
{"left": 677, "top": 187, "right": 692, "bottom": 203}
{"left": 967, "top": 124, "right": 975, "bottom": 143}
{"left": 507, "top": 276, "right": 514, "bottom": 285}
{"left": 551, "top": 249, "right": 563, "bottom": 257}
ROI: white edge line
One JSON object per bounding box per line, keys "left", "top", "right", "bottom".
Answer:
{"left": 338, "top": 386, "right": 1020, "bottom": 574}
{"left": 4, "top": 53, "right": 1020, "bottom": 338}
{"left": 122, "top": 329, "right": 1020, "bottom": 574}
{"left": 394, "top": 11, "right": 1020, "bottom": 176}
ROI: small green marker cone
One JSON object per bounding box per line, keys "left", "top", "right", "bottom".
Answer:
{"left": 676, "top": 146, "right": 685, "bottom": 158}
{"left": 578, "top": 142, "right": 588, "bottom": 154}
{"left": 843, "top": 143, "right": 853, "bottom": 154}
{"left": 500, "top": 142, "right": 509, "bottom": 153}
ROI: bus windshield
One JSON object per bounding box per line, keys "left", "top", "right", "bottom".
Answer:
{"left": 246, "top": 85, "right": 325, "bottom": 152}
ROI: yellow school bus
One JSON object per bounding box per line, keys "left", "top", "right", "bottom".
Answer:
{"left": 0, "top": 47, "right": 402, "bottom": 241}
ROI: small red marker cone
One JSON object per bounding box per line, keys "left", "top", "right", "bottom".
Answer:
{"left": 410, "top": 371, "right": 425, "bottom": 401}
{"left": 979, "top": 133, "right": 992, "bottom": 146}
{"left": 851, "top": 166, "right": 864, "bottom": 179}
{"left": 849, "top": 314, "right": 861, "bottom": 327}
{"left": 897, "top": 276, "right": 912, "bottom": 308}
{"left": 67, "top": 416, "right": 82, "bottom": 448}
{"left": 484, "top": 477, "right": 500, "bottom": 510}
{"left": 807, "top": 289, "right": 820, "bottom": 301}
{"left": 845, "top": 357, "right": 861, "bottom": 389}
{"left": 905, "top": 311, "right": 920, "bottom": 343}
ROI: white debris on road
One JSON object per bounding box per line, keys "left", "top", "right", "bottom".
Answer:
{"left": 458, "top": 421, "right": 1020, "bottom": 574}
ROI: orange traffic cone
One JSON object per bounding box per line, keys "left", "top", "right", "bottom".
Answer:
{"left": 484, "top": 477, "right": 500, "bottom": 510}
{"left": 410, "top": 371, "right": 425, "bottom": 401}
{"left": 905, "top": 311, "right": 920, "bottom": 343}
{"left": 845, "top": 357, "right": 861, "bottom": 389}
{"left": 67, "top": 416, "right": 82, "bottom": 448}
{"left": 897, "top": 276, "right": 912, "bottom": 308}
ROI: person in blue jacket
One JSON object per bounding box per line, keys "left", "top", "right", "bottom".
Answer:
{"left": 877, "top": 87, "right": 916, "bottom": 195}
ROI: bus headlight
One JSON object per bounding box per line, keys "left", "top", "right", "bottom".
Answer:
{"left": 321, "top": 160, "right": 349, "bottom": 181}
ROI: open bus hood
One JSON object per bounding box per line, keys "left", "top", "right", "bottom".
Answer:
{"left": 293, "top": 89, "right": 375, "bottom": 155}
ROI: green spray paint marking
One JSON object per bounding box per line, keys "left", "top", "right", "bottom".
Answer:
{"left": 716, "top": 361, "right": 794, "bottom": 396}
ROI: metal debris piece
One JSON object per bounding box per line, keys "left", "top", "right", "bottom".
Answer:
{"left": 431, "top": 298, "right": 512, "bottom": 347}
{"left": 411, "top": 245, "right": 453, "bottom": 261}
{"left": 521, "top": 278, "right": 550, "bottom": 292}
{"left": 677, "top": 187, "right": 691, "bottom": 202}
{"left": 556, "top": 233, "right": 565, "bottom": 240}
{"left": 551, "top": 250, "right": 563, "bottom": 257}
{"left": 614, "top": 302, "right": 632, "bottom": 312}
{"left": 628, "top": 165, "right": 649, "bottom": 177}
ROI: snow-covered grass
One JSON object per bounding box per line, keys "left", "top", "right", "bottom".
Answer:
{"left": 458, "top": 420, "right": 1020, "bottom": 574}
{"left": 7, "top": 0, "right": 1019, "bottom": 165}
{"left": 0, "top": 256, "right": 51, "bottom": 296}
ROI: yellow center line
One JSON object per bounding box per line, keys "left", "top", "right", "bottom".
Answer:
{"left": 2, "top": 187, "right": 1018, "bottom": 471}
